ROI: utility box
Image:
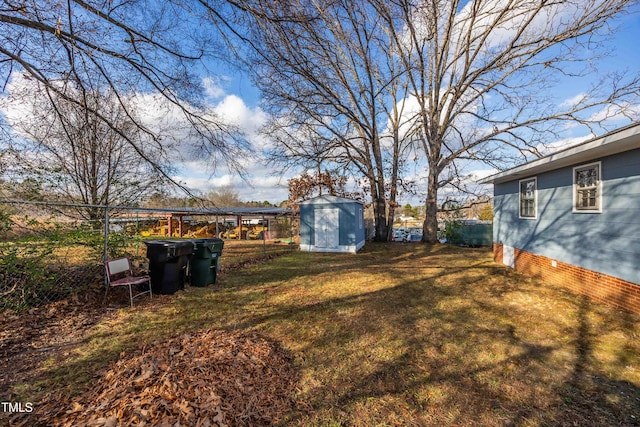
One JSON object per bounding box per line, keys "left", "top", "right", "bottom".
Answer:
{"left": 447, "top": 222, "right": 493, "bottom": 247}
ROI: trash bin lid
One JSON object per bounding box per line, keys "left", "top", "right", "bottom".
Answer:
{"left": 145, "top": 240, "right": 195, "bottom": 258}
{"left": 192, "top": 238, "right": 224, "bottom": 252}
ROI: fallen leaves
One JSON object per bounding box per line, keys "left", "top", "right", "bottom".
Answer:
{"left": 11, "top": 329, "right": 298, "bottom": 426}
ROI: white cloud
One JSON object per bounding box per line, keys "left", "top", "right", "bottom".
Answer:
{"left": 213, "top": 94, "right": 268, "bottom": 134}
{"left": 0, "top": 73, "right": 55, "bottom": 135}
{"left": 560, "top": 93, "right": 589, "bottom": 108}
{"left": 127, "top": 93, "right": 195, "bottom": 144}
{"left": 468, "top": 169, "right": 498, "bottom": 181}
{"left": 455, "top": 0, "right": 591, "bottom": 53}
{"left": 534, "top": 136, "right": 591, "bottom": 156}
{"left": 202, "top": 77, "right": 227, "bottom": 100}
{"left": 178, "top": 171, "right": 289, "bottom": 203}
{"left": 0, "top": 71, "right": 289, "bottom": 203}
{"left": 587, "top": 102, "right": 640, "bottom": 123}
{"left": 175, "top": 157, "right": 291, "bottom": 203}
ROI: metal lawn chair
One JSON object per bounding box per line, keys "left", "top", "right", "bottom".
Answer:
{"left": 104, "top": 257, "right": 152, "bottom": 307}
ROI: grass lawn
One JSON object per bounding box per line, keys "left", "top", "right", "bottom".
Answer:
{"left": 4, "top": 243, "right": 640, "bottom": 425}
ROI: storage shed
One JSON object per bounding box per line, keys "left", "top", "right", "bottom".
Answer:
{"left": 480, "top": 123, "right": 640, "bottom": 314}
{"left": 299, "top": 195, "right": 365, "bottom": 253}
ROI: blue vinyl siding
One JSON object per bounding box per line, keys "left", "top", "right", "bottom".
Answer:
{"left": 299, "top": 203, "right": 314, "bottom": 246}
{"left": 339, "top": 204, "right": 365, "bottom": 246}
{"left": 338, "top": 204, "right": 355, "bottom": 246}
{"left": 494, "top": 148, "right": 640, "bottom": 284}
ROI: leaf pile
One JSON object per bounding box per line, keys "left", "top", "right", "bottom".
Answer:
{"left": 22, "top": 330, "right": 298, "bottom": 426}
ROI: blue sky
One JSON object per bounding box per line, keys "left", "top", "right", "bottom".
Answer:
{"left": 2, "top": 1, "right": 638, "bottom": 208}
{"left": 175, "top": 5, "right": 640, "bottom": 207}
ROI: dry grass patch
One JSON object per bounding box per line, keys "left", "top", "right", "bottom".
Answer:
{"left": 2, "top": 243, "right": 639, "bottom": 426}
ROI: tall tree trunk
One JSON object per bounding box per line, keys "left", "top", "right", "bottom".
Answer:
{"left": 374, "top": 198, "right": 389, "bottom": 241}
{"left": 370, "top": 176, "right": 389, "bottom": 242}
{"left": 422, "top": 167, "right": 439, "bottom": 244}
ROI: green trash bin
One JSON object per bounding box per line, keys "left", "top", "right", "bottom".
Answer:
{"left": 190, "top": 238, "right": 224, "bottom": 286}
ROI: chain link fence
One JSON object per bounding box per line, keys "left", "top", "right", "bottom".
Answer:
{"left": 0, "top": 199, "right": 298, "bottom": 311}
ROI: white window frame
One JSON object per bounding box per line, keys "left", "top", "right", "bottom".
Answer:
{"left": 518, "top": 177, "right": 537, "bottom": 220}
{"left": 573, "top": 161, "right": 602, "bottom": 213}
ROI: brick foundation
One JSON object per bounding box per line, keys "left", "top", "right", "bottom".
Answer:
{"left": 493, "top": 242, "right": 504, "bottom": 264}
{"left": 493, "top": 242, "right": 503, "bottom": 265}
{"left": 492, "top": 242, "right": 640, "bottom": 315}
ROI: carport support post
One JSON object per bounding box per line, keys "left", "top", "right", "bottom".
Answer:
{"left": 262, "top": 214, "right": 266, "bottom": 256}
{"left": 289, "top": 214, "right": 294, "bottom": 248}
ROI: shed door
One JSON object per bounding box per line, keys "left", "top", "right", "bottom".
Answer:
{"left": 315, "top": 208, "right": 339, "bottom": 248}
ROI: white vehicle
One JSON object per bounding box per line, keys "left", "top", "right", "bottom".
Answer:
{"left": 391, "top": 228, "right": 408, "bottom": 242}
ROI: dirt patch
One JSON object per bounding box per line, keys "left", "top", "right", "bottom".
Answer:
{"left": 0, "top": 288, "right": 109, "bottom": 399}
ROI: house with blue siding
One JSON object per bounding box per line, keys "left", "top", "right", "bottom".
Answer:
{"left": 480, "top": 123, "right": 640, "bottom": 314}
{"left": 299, "top": 195, "right": 365, "bottom": 253}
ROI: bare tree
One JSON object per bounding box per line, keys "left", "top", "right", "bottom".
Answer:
{"left": 0, "top": 0, "right": 251, "bottom": 191}
{"left": 223, "top": 0, "right": 639, "bottom": 243}
{"left": 2, "top": 78, "right": 168, "bottom": 222}
{"left": 375, "top": 0, "right": 640, "bottom": 242}
{"left": 204, "top": 184, "right": 243, "bottom": 207}
{"left": 220, "top": 0, "right": 414, "bottom": 241}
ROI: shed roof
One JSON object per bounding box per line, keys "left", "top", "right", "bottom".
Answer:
{"left": 299, "top": 195, "right": 364, "bottom": 205}
{"left": 479, "top": 122, "right": 640, "bottom": 185}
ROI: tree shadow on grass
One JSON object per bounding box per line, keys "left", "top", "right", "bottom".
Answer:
{"left": 277, "top": 272, "right": 560, "bottom": 424}
{"left": 535, "top": 296, "right": 640, "bottom": 426}
{"left": 253, "top": 265, "right": 640, "bottom": 426}
{"left": 154, "top": 251, "right": 640, "bottom": 426}
{"left": 10, "top": 244, "right": 640, "bottom": 426}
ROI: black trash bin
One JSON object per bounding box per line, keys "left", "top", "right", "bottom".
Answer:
{"left": 190, "top": 238, "right": 224, "bottom": 287}
{"left": 144, "top": 240, "right": 195, "bottom": 294}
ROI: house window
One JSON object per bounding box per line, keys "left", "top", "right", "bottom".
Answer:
{"left": 573, "top": 162, "right": 601, "bottom": 213}
{"left": 519, "top": 177, "right": 537, "bottom": 219}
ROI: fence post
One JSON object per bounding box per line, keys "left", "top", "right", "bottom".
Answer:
{"left": 135, "top": 210, "right": 140, "bottom": 257}
{"left": 102, "top": 205, "right": 109, "bottom": 295}
{"left": 104, "top": 205, "right": 109, "bottom": 263}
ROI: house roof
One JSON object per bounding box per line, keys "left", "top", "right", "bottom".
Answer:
{"left": 479, "top": 122, "right": 640, "bottom": 185}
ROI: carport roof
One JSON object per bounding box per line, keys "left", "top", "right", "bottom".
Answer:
{"left": 0, "top": 199, "right": 293, "bottom": 216}
{"left": 158, "top": 207, "right": 292, "bottom": 217}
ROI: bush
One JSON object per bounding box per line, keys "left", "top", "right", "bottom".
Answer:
{"left": 0, "top": 240, "right": 61, "bottom": 310}
{"left": 444, "top": 220, "right": 463, "bottom": 244}
{"left": 0, "top": 220, "right": 109, "bottom": 311}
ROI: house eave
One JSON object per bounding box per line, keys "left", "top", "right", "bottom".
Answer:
{"left": 478, "top": 123, "right": 640, "bottom": 185}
